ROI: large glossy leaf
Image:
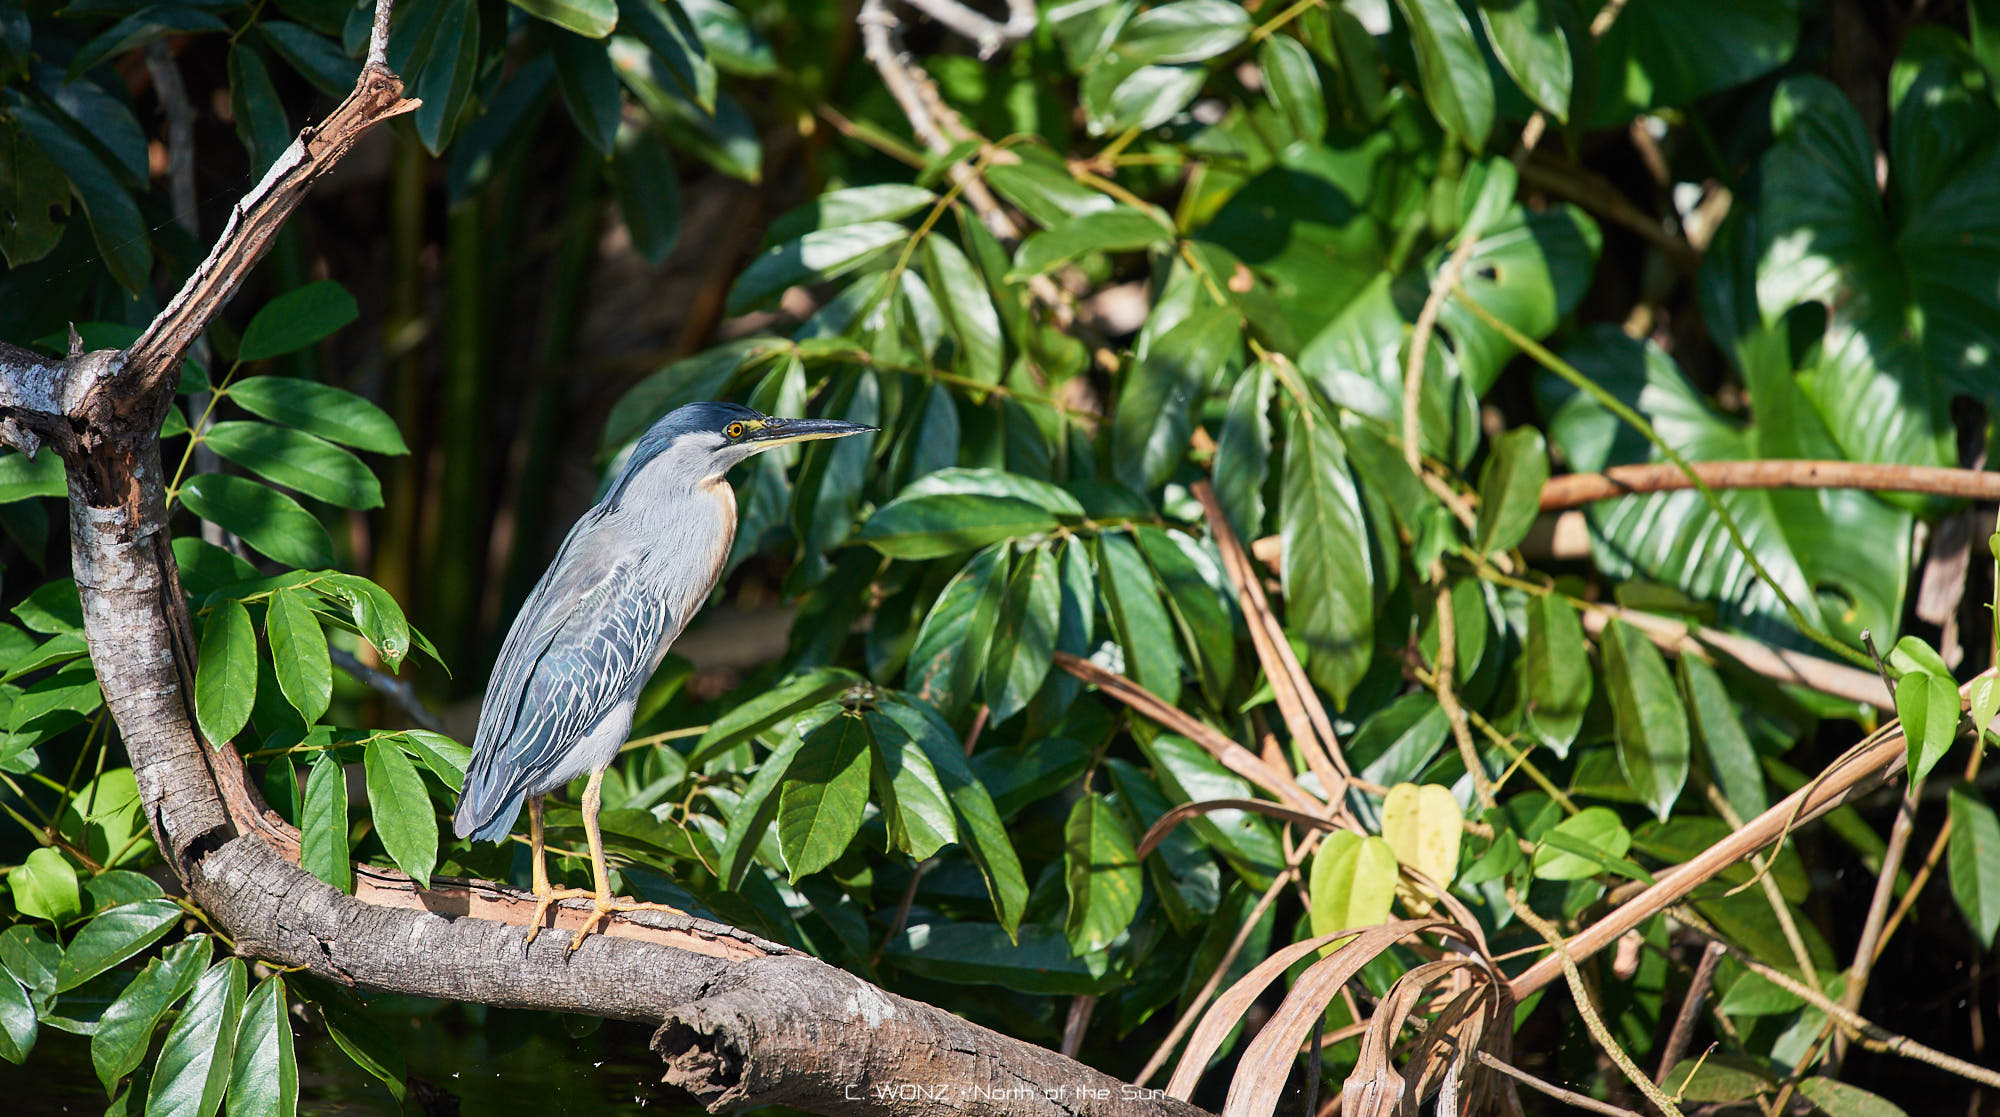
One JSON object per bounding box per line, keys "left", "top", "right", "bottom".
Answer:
{"left": 178, "top": 476, "right": 336, "bottom": 571}
{"left": 1532, "top": 806, "right": 1632, "bottom": 880}
{"left": 776, "top": 713, "right": 871, "bottom": 881}
{"left": 90, "top": 936, "right": 209, "bottom": 1096}
{"left": 1112, "top": 304, "right": 1237, "bottom": 492}
{"left": 1681, "top": 655, "right": 1768, "bottom": 819}
{"left": 1602, "top": 619, "right": 1689, "bottom": 821}
{"left": 553, "top": 30, "right": 620, "bottom": 155}
{"left": 1116, "top": 0, "right": 1249, "bottom": 64}
{"left": 1307, "top": 831, "right": 1398, "bottom": 940}
{"left": 227, "top": 976, "right": 297, "bottom": 1117}
{"left": 266, "top": 589, "right": 331, "bottom": 726}
{"left": 363, "top": 738, "right": 437, "bottom": 888}
{"left": 865, "top": 711, "right": 955, "bottom": 860}
{"left": 225, "top": 377, "right": 407, "bottom": 455}
{"left": 1396, "top": 0, "right": 1494, "bottom": 148}
{"left": 194, "top": 601, "right": 256, "bottom": 748}
{"left": 1212, "top": 356, "right": 1273, "bottom": 542}
{"left": 55, "top": 900, "right": 181, "bottom": 992}
{"left": 1097, "top": 532, "right": 1182, "bottom": 706}
{"left": 508, "top": 0, "right": 616, "bottom": 37}
{"left": 0, "top": 970, "right": 32, "bottom": 1063}
{"left": 238, "top": 282, "right": 360, "bottom": 362}
{"left": 146, "top": 959, "right": 246, "bottom": 1117}
{"left": 1540, "top": 327, "right": 1910, "bottom": 648}
{"left": 1063, "top": 794, "right": 1142, "bottom": 955}
{"left": 204, "top": 422, "right": 382, "bottom": 509}
{"left": 1011, "top": 208, "right": 1173, "bottom": 279}
{"left": 1587, "top": 0, "right": 1801, "bottom": 126}
{"left": 1135, "top": 527, "right": 1235, "bottom": 701}
{"left": 767, "top": 185, "right": 935, "bottom": 246}
{"left": 1947, "top": 787, "right": 2000, "bottom": 948}
{"left": 1280, "top": 410, "right": 1372, "bottom": 708}
{"left": 1474, "top": 427, "right": 1548, "bottom": 557}
{"left": 717, "top": 729, "right": 810, "bottom": 889}
{"left": 1727, "top": 70, "right": 2000, "bottom": 474}
{"left": 690, "top": 667, "right": 859, "bottom": 764}
{"left": 1477, "top": 0, "right": 1572, "bottom": 120}
{"left": 879, "top": 696, "right": 1027, "bottom": 935}
{"left": 905, "top": 545, "right": 1009, "bottom": 713}
{"left": 921, "top": 234, "right": 1004, "bottom": 386}
{"left": 1429, "top": 204, "right": 1601, "bottom": 395}
{"left": 983, "top": 547, "right": 1060, "bottom": 724}
{"left": 7, "top": 100, "right": 147, "bottom": 293}
{"left": 300, "top": 753, "right": 351, "bottom": 893}
{"left": 727, "top": 222, "right": 907, "bottom": 313}
{"left": 1519, "top": 593, "right": 1589, "bottom": 757}
{"left": 1259, "top": 33, "right": 1327, "bottom": 142}
{"left": 0, "top": 107, "right": 73, "bottom": 268}
{"left": 883, "top": 922, "right": 1110, "bottom": 994}
{"left": 227, "top": 44, "right": 290, "bottom": 177}
{"left": 1896, "top": 671, "right": 1960, "bottom": 782}
{"left": 858, "top": 472, "right": 1070, "bottom": 559}
{"left": 10, "top": 846, "right": 78, "bottom": 922}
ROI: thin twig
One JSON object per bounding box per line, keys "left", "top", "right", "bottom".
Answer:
{"left": 1061, "top": 994, "right": 1097, "bottom": 1059}
{"left": 1509, "top": 892, "right": 1686, "bottom": 1117}
{"left": 1832, "top": 773, "right": 1922, "bottom": 1065}
{"left": 1432, "top": 578, "right": 1495, "bottom": 809}
{"left": 1653, "top": 941, "right": 1725, "bottom": 1085}
{"left": 1540, "top": 460, "right": 2000, "bottom": 509}
{"left": 1478, "top": 1051, "right": 1645, "bottom": 1117}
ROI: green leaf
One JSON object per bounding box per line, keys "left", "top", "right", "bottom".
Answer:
{"left": 882, "top": 922, "right": 1109, "bottom": 995}
{"left": 226, "top": 377, "right": 407, "bottom": 455}
{"left": 905, "top": 545, "right": 1010, "bottom": 714}
{"left": 727, "top": 222, "right": 907, "bottom": 314}
{"left": 308, "top": 982, "right": 405, "bottom": 1101}
{"left": 0, "top": 925, "right": 61, "bottom": 1010}
{"left": 611, "top": 125, "right": 680, "bottom": 264}
{"left": 1116, "top": 0, "right": 1250, "bottom": 64}
{"left": 880, "top": 697, "right": 1027, "bottom": 935}
{"left": 238, "top": 281, "right": 359, "bottom": 362}
{"left": 146, "top": 958, "right": 246, "bottom": 1117}
{"left": 1474, "top": 427, "right": 1548, "bottom": 556}
{"left": 1681, "top": 655, "right": 1768, "bottom": 819}
{"left": 983, "top": 547, "right": 1061, "bottom": 724}
{"left": 553, "top": 30, "right": 621, "bottom": 156}
{"left": 228, "top": 976, "right": 297, "bottom": 1117}
{"left": 776, "top": 712, "right": 872, "bottom": 881}
{"left": 860, "top": 467, "right": 1080, "bottom": 557}
{"left": 364, "top": 738, "right": 438, "bottom": 889}
{"left": 865, "top": 710, "right": 955, "bottom": 861}
{"left": 0, "top": 451, "right": 66, "bottom": 503}
{"left": 0, "top": 971, "right": 32, "bottom": 1064}
{"left": 1395, "top": 0, "right": 1494, "bottom": 148}
{"left": 1477, "top": 0, "right": 1572, "bottom": 121}
{"left": 1114, "top": 305, "right": 1237, "bottom": 492}
{"left": 1009, "top": 208, "right": 1172, "bottom": 280}
{"left": 1947, "top": 787, "right": 2000, "bottom": 948}
{"left": 267, "top": 588, "right": 331, "bottom": 725}
{"left": 1136, "top": 526, "right": 1235, "bottom": 701}
{"left": 178, "top": 476, "right": 335, "bottom": 571}
{"left": 315, "top": 573, "right": 413, "bottom": 668}
{"left": 194, "top": 601, "right": 257, "bottom": 748}
{"left": 411, "top": 0, "right": 480, "bottom": 152}
{"left": 1307, "top": 831, "right": 1398, "bottom": 940}
{"left": 92, "top": 934, "right": 211, "bottom": 1091}
{"left": 1602, "top": 619, "right": 1689, "bottom": 821}
{"left": 985, "top": 153, "right": 1117, "bottom": 228}
{"left": 228, "top": 44, "right": 290, "bottom": 176}
{"left": 1097, "top": 532, "right": 1183, "bottom": 707}
{"left": 508, "top": 0, "right": 616, "bottom": 37}
{"left": 204, "top": 422, "right": 382, "bottom": 510}
{"left": 10, "top": 847, "right": 78, "bottom": 923}
{"left": 55, "top": 900, "right": 181, "bottom": 992}
{"left": 615, "top": 0, "right": 713, "bottom": 110}
{"left": 1519, "top": 593, "right": 1589, "bottom": 757}
{"left": 766, "top": 184, "right": 937, "bottom": 246}
{"left": 1896, "top": 671, "right": 1960, "bottom": 782}
{"left": 1259, "top": 34, "right": 1326, "bottom": 142}
{"left": 397, "top": 730, "right": 470, "bottom": 793}
{"left": 717, "top": 729, "right": 809, "bottom": 889}
{"left": 0, "top": 116, "right": 72, "bottom": 268}
{"left": 690, "top": 667, "right": 860, "bottom": 764}
{"left": 1588, "top": 0, "right": 1800, "bottom": 127}
{"left": 259, "top": 23, "right": 361, "bottom": 96}
{"left": 300, "top": 753, "right": 351, "bottom": 893}
{"left": 1063, "top": 794, "right": 1143, "bottom": 955}
{"left": 1795, "top": 1077, "right": 1909, "bottom": 1117}
{"left": 1532, "top": 806, "right": 1632, "bottom": 880}
{"left": 1281, "top": 410, "right": 1372, "bottom": 708}
{"left": 1973, "top": 674, "right": 2000, "bottom": 742}
{"left": 1212, "top": 357, "right": 1273, "bottom": 541}
{"left": 7, "top": 101, "right": 148, "bottom": 293}
{"left": 922, "top": 234, "right": 1004, "bottom": 386}
{"left": 14, "top": 579, "right": 82, "bottom": 634}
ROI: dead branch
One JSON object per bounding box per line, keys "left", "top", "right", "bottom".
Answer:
{"left": 1540, "top": 460, "right": 2000, "bottom": 509}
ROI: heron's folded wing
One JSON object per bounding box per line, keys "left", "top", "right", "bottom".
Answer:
{"left": 469, "top": 530, "right": 674, "bottom": 802}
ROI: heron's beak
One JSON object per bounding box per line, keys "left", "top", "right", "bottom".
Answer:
{"left": 747, "top": 418, "right": 878, "bottom": 449}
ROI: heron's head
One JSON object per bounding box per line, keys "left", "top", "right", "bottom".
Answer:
{"left": 626, "top": 402, "right": 877, "bottom": 490}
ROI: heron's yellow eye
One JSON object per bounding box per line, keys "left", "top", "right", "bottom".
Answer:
{"left": 725, "top": 422, "right": 745, "bottom": 439}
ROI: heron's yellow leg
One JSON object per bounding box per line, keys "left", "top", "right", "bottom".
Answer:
{"left": 566, "top": 767, "right": 688, "bottom": 951}
{"left": 523, "top": 795, "right": 589, "bottom": 945}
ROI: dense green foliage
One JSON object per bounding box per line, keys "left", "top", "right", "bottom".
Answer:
{"left": 3, "top": 0, "right": 1999, "bottom": 1113}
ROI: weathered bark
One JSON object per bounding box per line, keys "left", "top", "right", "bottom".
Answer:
{"left": 2, "top": 18, "right": 1206, "bottom": 1116}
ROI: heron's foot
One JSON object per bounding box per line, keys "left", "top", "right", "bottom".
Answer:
{"left": 566, "top": 897, "right": 691, "bottom": 952}
{"left": 523, "top": 887, "right": 594, "bottom": 946}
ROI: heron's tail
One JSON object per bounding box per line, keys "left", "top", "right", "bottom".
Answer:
{"left": 452, "top": 754, "right": 526, "bottom": 843}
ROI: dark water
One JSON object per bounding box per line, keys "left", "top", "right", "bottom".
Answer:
{"left": 3, "top": 1005, "right": 720, "bottom": 1115}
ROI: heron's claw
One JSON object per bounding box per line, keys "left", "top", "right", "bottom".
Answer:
{"left": 523, "top": 887, "right": 593, "bottom": 946}
{"left": 566, "top": 898, "right": 691, "bottom": 952}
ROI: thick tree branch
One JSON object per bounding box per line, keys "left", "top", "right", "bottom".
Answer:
{"left": 0, "top": 11, "right": 1207, "bottom": 1112}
